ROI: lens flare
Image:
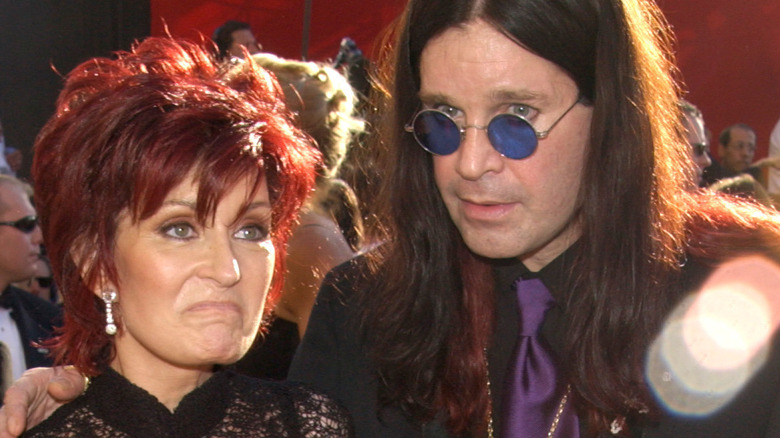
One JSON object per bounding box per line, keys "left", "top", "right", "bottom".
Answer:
{"left": 646, "top": 256, "right": 780, "bottom": 416}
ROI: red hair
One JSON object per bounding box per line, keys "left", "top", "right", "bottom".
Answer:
{"left": 32, "top": 38, "right": 319, "bottom": 375}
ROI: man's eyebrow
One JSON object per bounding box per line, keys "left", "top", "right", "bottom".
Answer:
{"left": 418, "top": 89, "right": 544, "bottom": 105}
{"left": 417, "top": 93, "right": 451, "bottom": 105}
{"left": 488, "top": 89, "right": 542, "bottom": 102}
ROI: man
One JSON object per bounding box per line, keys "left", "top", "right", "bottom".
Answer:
{"left": 288, "top": 1, "right": 780, "bottom": 437}
{"left": 3, "top": 1, "right": 780, "bottom": 437}
{"left": 0, "top": 176, "right": 60, "bottom": 381}
{"left": 703, "top": 123, "right": 780, "bottom": 203}
{"left": 212, "top": 20, "right": 262, "bottom": 60}
{"left": 702, "top": 123, "right": 761, "bottom": 185}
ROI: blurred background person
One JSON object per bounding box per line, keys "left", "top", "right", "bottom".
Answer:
{"left": 212, "top": 20, "right": 262, "bottom": 60}
{"left": 0, "top": 121, "right": 14, "bottom": 176}
{"left": 12, "top": 256, "right": 56, "bottom": 304}
{"left": 679, "top": 99, "right": 711, "bottom": 188}
{"left": 14, "top": 38, "right": 352, "bottom": 437}
{"left": 0, "top": 176, "right": 60, "bottom": 382}
{"left": 1, "top": 150, "right": 21, "bottom": 180}
{"left": 703, "top": 122, "right": 779, "bottom": 205}
{"left": 768, "top": 116, "right": 780, "bottom": 203}
{"left": 703, "top": 123, "right": 760, "bottom": 184}
{"left": 233, "top": 53, "right": 365, "bottom": 380}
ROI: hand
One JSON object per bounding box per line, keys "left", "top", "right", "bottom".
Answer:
{"left": 753, "top": 156, "right": 780, "bottom": 170}
{"left": 0, "top": 366, "right": 85, "bottom": 437}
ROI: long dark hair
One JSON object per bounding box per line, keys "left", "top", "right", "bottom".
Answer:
{"left": 360, "top": 0, "right": 696, "bottom": 434}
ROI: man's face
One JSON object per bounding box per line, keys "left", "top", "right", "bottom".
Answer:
{"left": 0, "top": 183, "right": 42, "bottom": 288}
{"left": 719, "top": 127, "right": 756, "bottom": 173}
{"left": 420, "top": 19, "right": 592, "bottom": 271}
{"left": 228, "top": 29, "right": 262, "bottom": 59}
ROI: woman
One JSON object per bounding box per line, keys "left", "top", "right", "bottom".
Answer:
{"left": 233, "top": 54, "right": 365, "bottom": 380}
{"left": 19, "top": 37, "right": 352, "bottom": 437}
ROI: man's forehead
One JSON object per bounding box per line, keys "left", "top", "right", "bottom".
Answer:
{"left": 0, "top": 184, "right": 33, "bottom": 217}
{"left": 729, "top": 128, "right": 756, "bottom": 145}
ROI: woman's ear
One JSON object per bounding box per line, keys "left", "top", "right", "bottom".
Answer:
{"left": 69, "top": 236, "right": 117, "bottom": 298}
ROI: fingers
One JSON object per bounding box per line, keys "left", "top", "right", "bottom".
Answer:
{"left": 47, "top": 366, "right": 85, "bottom": 402}
{"left": 0, "top": 366, "right": 84, "bottom": 435}
{"left": 0, "top": 367, "right": 52, "bottom": 436}
{"left": 1, "top": 385, "right": 32, "bottom": 437}
{"left": 3, "top": 403, "right": 27, "bottom": 437}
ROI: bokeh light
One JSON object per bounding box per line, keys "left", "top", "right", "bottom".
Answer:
{"left": 646, "top": 256, "right": 780, "bottom": 416}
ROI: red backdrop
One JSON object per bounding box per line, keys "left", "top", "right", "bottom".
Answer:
{"left": 660, "top": 0, "right": 780, "bottom": 160}
{"left": 151, "top": 0, "right": 780, "bottom": 159}
{"left": 151, "top": 0, "right": 406, "bottom": 62}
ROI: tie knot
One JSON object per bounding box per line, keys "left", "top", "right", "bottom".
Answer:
{"left": 515, "top": 277, "right": 554, "bottom": 335}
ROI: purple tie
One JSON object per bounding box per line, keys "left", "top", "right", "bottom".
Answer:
{"left": 502, "top": 277, "right": 579, "bottom": 438}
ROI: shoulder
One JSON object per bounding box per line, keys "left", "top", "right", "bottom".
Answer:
{"left": 288, "top": 212, "right": 354, "bottom": 267}
{"left": 5, "top": 286, "right": 62, "bottom": 321}
{"left": 316, "top": 252, "right": 373, "bottom": 304}
{"left": 228, "top": 374, "right": 355, "bottom": 436}
{"left": 274, "top": 380, "right": 356, "bottom": 437}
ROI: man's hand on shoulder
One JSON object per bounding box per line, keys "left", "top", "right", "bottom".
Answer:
{"left": 0, "top": 366, "right": 84, "bottom": 437}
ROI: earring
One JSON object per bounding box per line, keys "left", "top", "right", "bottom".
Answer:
{"left": 102, "top": 291, "right": 117, "bottom": 335}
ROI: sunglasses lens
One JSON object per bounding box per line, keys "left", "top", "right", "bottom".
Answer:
{"left": 413, "top": 111, "right": 461, "bottom": 156}
{"left": 17, "top": 217, "right": 38, "bottom": 233}
{"left": 36, "top": 277, "right": 52, "bottom": 288}
{"left": 488, "top": 114, "right": 538, "bottom": 159}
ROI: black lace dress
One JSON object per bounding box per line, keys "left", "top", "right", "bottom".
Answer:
{"left": 21, "top": 367, "right": 354, "bottom": 437}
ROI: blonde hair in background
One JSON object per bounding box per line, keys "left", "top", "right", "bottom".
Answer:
{"left": 251, "top": 53, "right": 365, "bottom": 180}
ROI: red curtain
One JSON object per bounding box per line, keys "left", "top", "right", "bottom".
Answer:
{"left": 151, "top": 0, "right": 406, "bottom": 62}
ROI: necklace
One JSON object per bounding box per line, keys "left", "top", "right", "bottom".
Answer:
{"left": 485, "top": 365, "right": 571, "bottom": 438}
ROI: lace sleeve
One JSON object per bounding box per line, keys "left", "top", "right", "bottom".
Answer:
{"left": 289, "top": 384, "right": 355, "bottom": 437}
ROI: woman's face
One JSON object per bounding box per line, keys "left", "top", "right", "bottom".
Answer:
{"left": 107, "top": 173, "right": 274, "bottom": 373}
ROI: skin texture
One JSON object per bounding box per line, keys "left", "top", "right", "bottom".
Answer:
{"left": 423, "top": 19, "right": 592, "bottom": 271}
{"left": 719, "top": 126, "right": 756, "bottom": 173}
{"left": 0, "top": 183, "right": 42, "bottom": 290}
{"left": 273, "top": 208, "right": 354, "bottom": 337}
{"left": 103, "top": 174, "right": 274, "bottom": 411}
{"left": 12, "top": 259, "right": 53, "bottom": 301}
{"left": 228, "top": 29, "right": 262, "bottom": 58}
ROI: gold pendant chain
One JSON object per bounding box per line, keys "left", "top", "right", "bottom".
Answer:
{"left": 546, "top": 385, "right": 571, "bottom": 437}
{"left": 485, "top": 362, "right": 571, "bottom": 438}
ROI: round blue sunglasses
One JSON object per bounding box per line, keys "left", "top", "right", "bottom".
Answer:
{"left": 405, "top": 98, "right": 580, "bottom": 160}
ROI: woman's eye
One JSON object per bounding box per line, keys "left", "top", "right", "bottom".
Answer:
{"left": 162, "top": 223, "right": 196, "bottom": 239}
{"left": 234, "top": 224, "right": 269, "bottom": 242}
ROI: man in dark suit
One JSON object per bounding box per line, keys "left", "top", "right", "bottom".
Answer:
{"left": 0, "top": 176, "right": 60, "bottom": 381}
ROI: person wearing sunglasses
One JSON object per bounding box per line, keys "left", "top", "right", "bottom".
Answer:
{"left": 287, "top": 0, "right": 780, "bottom": 437}
{"left": 680, "top": 106, "right": 777, "bottom": 206}
{"left": 679, "top": 100, "right": 712, "bottom": 188}
{"left": 0, "top": 175, "right": 61, "bottom": 382}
